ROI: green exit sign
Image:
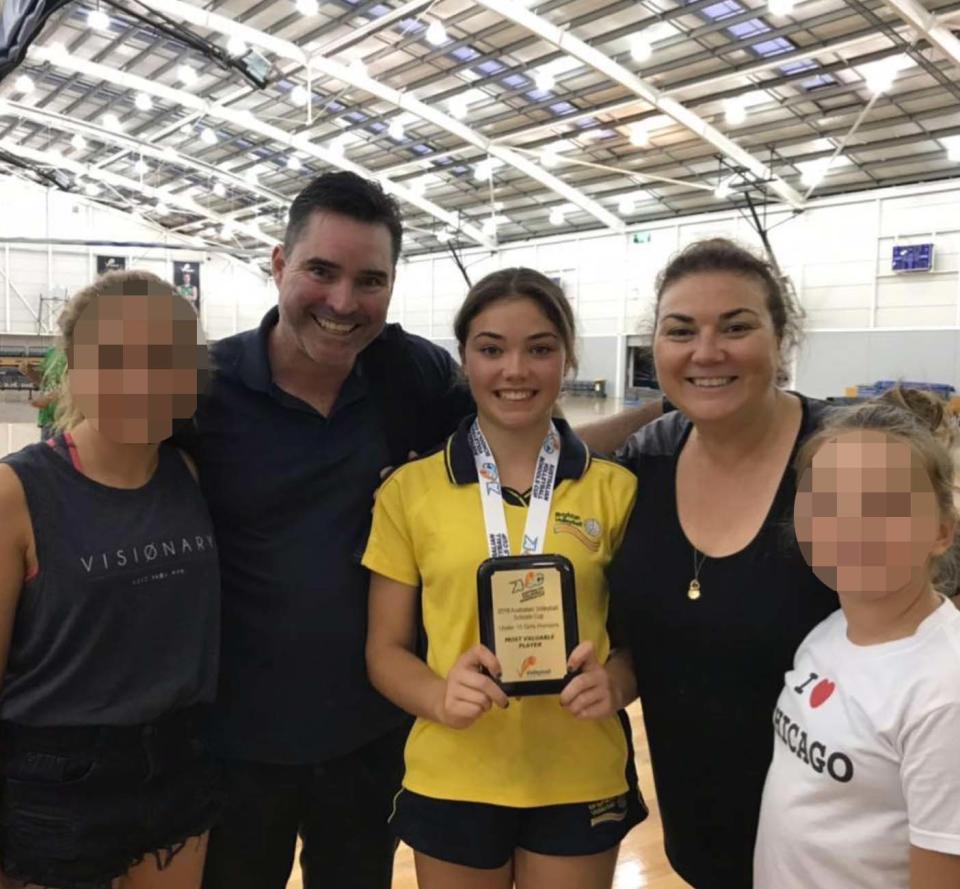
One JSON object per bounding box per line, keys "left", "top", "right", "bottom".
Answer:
{"left": 632, "top": 231, "right": 652, "bottom": 244}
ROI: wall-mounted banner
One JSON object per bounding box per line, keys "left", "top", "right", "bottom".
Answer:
{"left": 96, "top": 255, "right": 126, "bottom": 275}
{"left": 173, "top": 261, "right": 201, "bottom": 314}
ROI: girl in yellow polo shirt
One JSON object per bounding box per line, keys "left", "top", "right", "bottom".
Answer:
{"left": 363, "top": 268, "right": 645, "bottom": 889}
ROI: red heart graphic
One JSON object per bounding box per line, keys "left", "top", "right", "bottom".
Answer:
{"left": 810, "top": 679, "right": 835, "bottom": 708}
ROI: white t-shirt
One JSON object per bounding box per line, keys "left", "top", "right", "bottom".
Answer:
{"left": 755, "top": 598, "right": 960, "bottom": 889}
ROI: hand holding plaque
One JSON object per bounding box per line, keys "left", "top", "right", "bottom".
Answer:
{"left": 477, "top": 554, "right": 579, "bottom": 697}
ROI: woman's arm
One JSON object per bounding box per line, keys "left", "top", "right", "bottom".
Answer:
{"left": 0, "top": 466, "right": 30, "bottom": 684}
{"left": 560, "top": 645, "right": 637, "bottom": 719}
{"left": 911, "top": 847, "right": 960, "bottom": 888}
{"left": 574, "top": 400, "right": 664, "bottom": 456}
{"left": 366, "top": 572, "right": 508, "bottom": 730}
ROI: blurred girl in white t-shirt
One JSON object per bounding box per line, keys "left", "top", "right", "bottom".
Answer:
{"left": 755, "top": 389, "right": 960, "bottom": 889}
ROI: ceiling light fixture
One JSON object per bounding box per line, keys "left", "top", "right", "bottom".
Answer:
{"left": 227, "top": 36, "right": 248, "bottom": 57}
{"left": 102, "top": 112, "right": 121, "bottom": 130}
{"left": 860, "top": 55, "right": 909, "bottom": 95}
{"left": 535, "top": 70, "right": 555, "bottom": 92}
{"left": 85, "top": 182, "right": 102, "bottom": 196}
{"left": 71, "top": 133, "right": 87, "bottom": 151}
{"left": 448, "top": 95, "right": 469, "bottom": 119}
{"left": 768, "top": 0, "right": 796, "bottom": 13}
{"left": 290, "top": 84, "right": 308, "bottom": 106}
{"left": 714, "top": 177, "right": 735, "bottom": 199}
{"left": 178, "top": 64, "right": 198, "bottom": 86}
{"left": 426, "top": 19, "right": 448, "bottom": 46}
{"left": 287, "top": 155, "right": 302, "bottom": 171}
{"left": 617, "top": 196, "right": 635, "bottom": 215}
{"left": 628, "top": 123, "right": 650, "bottom": 147}
{"left": 87, "top": 8, "right": 110, "bottom": 31}
{"left": 201, "top": 126, "right": 217, "bottom": 145}
{"left": 296, "top": 0, "right": 319, "bottom": 14}
{"left": 14, "top": 74, "right": 34, "bottom": 95}
{"left": 135, "top": 92, "right": 153, "bottom": 111}
{"left": 723, "top": 98, "right": 747, "bottom": 126}
{"left": 388, "top": 119, "right": 405, "bottom": 141}
{"left": 155, "top": 201, "right": 169, "bottom": 215}
{"left": 630, "top": 35, "right": 652, "bottom": 63}
{"left": 549, "top": 207, "right": 565, "bottom": 226}
{"left": 941, "top": 136, "right": 960, "bottom": 162}
{"left": 133, "top": 158, "right": 149, "bottom": 175}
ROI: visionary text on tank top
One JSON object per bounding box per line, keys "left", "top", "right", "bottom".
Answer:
{"left": 79, "top": 534, "right": 217, "bottom": 578}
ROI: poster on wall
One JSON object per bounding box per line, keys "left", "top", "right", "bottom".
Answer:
{"left": 173, "top": 261, "right": 201, "bottom": 314}
{"left": 96, "top": 255, "right": 126, "bottom": 275}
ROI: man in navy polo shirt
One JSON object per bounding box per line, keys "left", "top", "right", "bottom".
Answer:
{"left": 192, "top": 171, "right": 662, "bottom": 889}
{"left": 192, "top": 172, "right": 474, "bottom": 889}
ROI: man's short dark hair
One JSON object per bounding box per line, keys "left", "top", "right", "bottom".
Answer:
{"left": 284, "top": 171, "right": 403, "bottom": 264}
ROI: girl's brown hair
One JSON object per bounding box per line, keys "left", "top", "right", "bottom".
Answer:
{"left": 54, "top": 270, "right": 202, "bottom": 431}
{"left": 795, "top": 388, "right": 959, "bottom": 591}
{"left": 453, "top": 268, "right": 578, "bottom": 373}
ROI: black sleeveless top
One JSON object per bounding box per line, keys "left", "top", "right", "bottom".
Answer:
{"left": 607, "top": 395, "right": 839, "bottom": 889}
{"left": 0, "top": 438, "right": 220, "bottom": 726}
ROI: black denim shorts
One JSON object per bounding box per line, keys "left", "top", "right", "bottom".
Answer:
{"left": 0, "top": 706, "right": 222, "bottom": 889}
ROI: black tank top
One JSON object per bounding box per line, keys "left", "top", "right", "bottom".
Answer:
{"left": 0, "top": 437, "right": 220, "bottom": 726}
{"left": 607, "top": 395, "right": 839, "bottom": 889}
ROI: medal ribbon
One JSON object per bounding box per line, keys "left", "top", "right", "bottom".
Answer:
{"left": 468, "top": 418, "right": 561, "bottom": 558}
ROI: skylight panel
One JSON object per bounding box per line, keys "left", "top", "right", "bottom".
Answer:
{"left": 802, "top": 73, "right": 837, "bottom": 90}
{"left": 450, "top": 46, "right": 481, "bottom": 62}
{"left": 475, "top": 60, "right": 507, "bottom": 77}
{"left": 753, "top": 37, "right": 794, "bottom": 56}
{"left": 501, "top": 73, "right": 530, "bottom": 89}
{"left": 780, "top": 58, "right": 819, "bottom": 75}
{"left": 701, "top": 1, "right": 745, "bottom": 20}
{"left": 727, "top": 18, "right": 770, "bottom": 38}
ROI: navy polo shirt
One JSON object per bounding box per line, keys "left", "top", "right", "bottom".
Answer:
{"left": 184, "top": 307, "right": 473, "bottom": 763}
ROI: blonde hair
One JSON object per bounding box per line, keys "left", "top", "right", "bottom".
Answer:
{"left": 54, "top": 269, "right": 200, "bottom": 431}
{"left": 795, "top": 388, "right": 959, "bottom": 592}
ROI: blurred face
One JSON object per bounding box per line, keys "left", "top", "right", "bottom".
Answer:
{"left": 69, "top": 286, "right": 207, "bottom": 444}
{"left": 272, "top": 211, "right": 393, "bottom": 373}
{"left": 461, "top": 296, "right": 567, "bottom": 433}
{"left": 654, "top": 271, "right": 781, "bottom": 424}
{"left": 794, "top": 430, "right": 952, "bottom": 598}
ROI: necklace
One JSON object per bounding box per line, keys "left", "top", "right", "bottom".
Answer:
{"left": 688, "top": 546, "right": 707, "bottom": 600}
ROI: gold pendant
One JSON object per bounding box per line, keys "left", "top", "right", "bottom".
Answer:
{"left": 688, "top": 579, "right": 701, "bottom": 600}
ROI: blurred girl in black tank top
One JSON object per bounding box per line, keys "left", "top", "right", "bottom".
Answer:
{"left": 0, "top": 270, "right": 220, "bottom": 889}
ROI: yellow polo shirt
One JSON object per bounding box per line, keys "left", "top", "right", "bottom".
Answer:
{"left": 362, "top": 418, "right": 638, "bottom": 807}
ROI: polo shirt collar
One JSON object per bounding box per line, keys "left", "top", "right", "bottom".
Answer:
{"left": 235, "top": 306, "right": 368, "bottom": 411}
{"left": 444, "top": 414, "right": 590, "bottom": 486}
{"left": 234, "top": 306, "right": 279, "bottom": 393}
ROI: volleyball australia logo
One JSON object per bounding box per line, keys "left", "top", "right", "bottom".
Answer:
{"left": 510, "top": 570, "right": 546, "bottom": 603}
{"left": 478, "top": 460, "right": 501, "bottom": 496}
{"left": 542, "top": 430, "right": 560, "bottom": 455}
{"left": 553, "top": 511, "right": 602, "bottom": 551}
{"left": 519, "top": 655, "right": 538, "bottom": 676}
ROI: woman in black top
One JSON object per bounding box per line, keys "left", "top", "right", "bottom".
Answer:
{"left": 0, "top": 270, "right": 220, "bottom": 889}
{"left": 607, "top": 240, "right": 838, "bottom": 889}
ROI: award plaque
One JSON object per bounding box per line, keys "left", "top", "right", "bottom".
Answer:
{"left": 477, "top": 554, "right": 579, "bottom": 697}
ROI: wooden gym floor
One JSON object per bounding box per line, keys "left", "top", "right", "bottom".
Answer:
{"left": 285, "top": 700, "right": 691, "bottom": 889}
